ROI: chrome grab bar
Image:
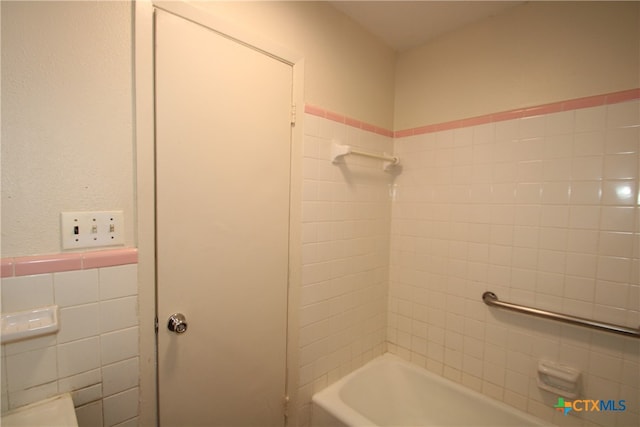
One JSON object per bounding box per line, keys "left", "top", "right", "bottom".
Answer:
{"left": 482, "top": 291, "right": 640, "bottom": 339}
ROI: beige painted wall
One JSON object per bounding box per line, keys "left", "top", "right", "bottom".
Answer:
{"left": 394, "top": 1, "right": 640, "bottom": 130}
{"left": 195, "top": 0, "right": 396, "bottom": 129}
{"left": 1, "top": 0, "right": 395, "bottom": 257}
{"left": 1, "top": 1, "right": 135, "bottom": 257}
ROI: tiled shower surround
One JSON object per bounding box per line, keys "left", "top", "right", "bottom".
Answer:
{"left": 1, "top": 250, "right": 139, "bottom": 427}
{"left": 388, "top": 98, "right": 639, "bottom": 426}
{"left": 297, "top": 107, "right": 393, "bottom": 424}
{"left": 299, "top": 94, "right": 639, "bottom": 427}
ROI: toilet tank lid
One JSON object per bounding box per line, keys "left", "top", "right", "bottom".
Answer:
{"left": 1, "top": 393, "right": 78, "bottom": 427}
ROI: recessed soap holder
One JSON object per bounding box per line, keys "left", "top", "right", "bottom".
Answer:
{"left": 537, "top": 360, "right": 581, "bottom": 398}
{"left": 1, "top": 305, "right": 59, "bottom": 344}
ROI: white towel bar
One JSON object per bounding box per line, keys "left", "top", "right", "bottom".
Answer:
{"left": 331, "top": 141, "right": 399, "bottom": 171}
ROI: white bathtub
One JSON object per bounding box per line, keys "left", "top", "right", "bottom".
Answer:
{"left": 311, "top": 353, "right": 551, "bottom": 427}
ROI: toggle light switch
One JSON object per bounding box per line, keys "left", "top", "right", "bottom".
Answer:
{"left": 61, "top": 211, "right": 124, "bottom": 250}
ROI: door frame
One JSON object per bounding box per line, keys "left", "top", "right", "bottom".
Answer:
{"left": 134, "top": 1, "right": 304, "bottom": 425}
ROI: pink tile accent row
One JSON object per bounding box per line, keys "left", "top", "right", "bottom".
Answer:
{"left": 304, "top": 104, "right": 394, "bottom": 137}
{"left": 1, "top": 248, "right": 138, "bottom": 278}
{"left": 395, "top": 88, "right": 640, "bottom": 138}
{"left": 305, "top": 89, "right": 639, "bottom": 140}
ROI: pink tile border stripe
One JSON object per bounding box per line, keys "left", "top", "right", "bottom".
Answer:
{"left": 304, "top": 104, "right": 394, "bottom": 138}
{"left": 305, "top": 89, "right": 639, "bottom": 139}
{"left": 1, "top": 248, "right": 138, "bottom": 278}
{"left": 394, "top": 88, "right": 640, "bottom": 138}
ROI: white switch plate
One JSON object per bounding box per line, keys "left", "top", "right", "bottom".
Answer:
{"left": 61, "top": 211, "right": 124, "bottom": 250}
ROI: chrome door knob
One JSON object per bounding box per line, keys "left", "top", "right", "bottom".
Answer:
{"left": 167, "top": 313, "right": 188, "bottom": 334}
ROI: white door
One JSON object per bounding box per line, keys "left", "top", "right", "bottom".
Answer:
{"left": 155, "top": 9, "right": 292, "bottom": 427}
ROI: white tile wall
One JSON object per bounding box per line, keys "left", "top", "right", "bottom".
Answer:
{"left": 296, "top": 113, "right": 392, "bottom": 426}
{"left": 389, "top": 100, "right": 640, "bottom": 427}
{"left": 1, "top": 264, "right": 139, "bottom": 427}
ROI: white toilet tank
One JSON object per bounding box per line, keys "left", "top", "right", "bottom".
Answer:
{"left": 1, "top": 393, "right": 78, "bottom": 427}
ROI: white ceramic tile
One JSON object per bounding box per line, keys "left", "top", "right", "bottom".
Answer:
{"left": 606, "top": 127, "right": 640, "bottom": 154}
{"left": 75, "top": 400, "right": 104, "bottom": 427}
{"left": 567, "top": 229, "right": 599, "bottom": 254}
{"left": 597, "top": 256, "right": 631, "bottom": 284}
{"left": 57, "top": 337, "right": 100, "bottom": 378}
{"left": 540, "top": 205, "right": 569, "bottom": 228}
{"left": 603, "top": 154, "right": 638, "bottom": 180}
{"left": 100, "top": 327, "right": 139, "bottom": 365}
{"left": 572, "top": 156, "right": 605, "bottom": 181}
{"left": 317, "top": 118, "right": 346, "bottom": 141}
{"left": 6, "top": 346, "right": 57, "bottom": 391}
{"left": 599, "top": 232, "right": 634, "bottom": 257}
{"left": 99, "top": 296, "right": 138, "bottom": 334}
{"left": 58, "top": 304, "right": 100, "bottom": 344}
{"left": 58, "top": 368, "right": 101, "bottom": 394}
{"left": 504, "top": 369, "right": 529, "bottom": 396}
{"left": 1, "top": 355, "right": 7, "bottom": 397}
{"left": 472, "top": 123, "right": 495, "bottom": 145}
{"left": 98, "top": 265, "right": 138, "bottom": 300}
{"left": 517, "top": 160, "right": 543, "bottom": 183}
{"left": 538, "top": 227, "right": 567, "bottom": 251}
{"left": 513, "top": 226, "right": 539, "bottom": 249}
{"left": 520, "top": 115, "right": 545, "bottom": 139}
{"left": 537, "top": 250, "right": 566, "bottom": 275}
{"left": 53, "top": 269, "right": 99, "bottom": 307}
{"left": 102, "top": 357, "right": 138, "bottom": 397}
{"left": 71, "top": 383, "right": 102, "bottom": 407}
{"left": 542, "top": 158, "right": 572, "bottom": 181}
{"left": 515, "top": 183, "right": 541, "bottom": 204}
{"left": 569, "top": 206, "right": 601, "bottom": 230}
{"left": 564, "top": 276, "right": 596, "bottom": 302}
{"left": 569, "top": 181, "right": 602, "bottom": 205}
{"left": 113, "top": 417, "right": 139, "bottom": 427}
{"left": 8, "top": 381, "right": 59, "bottom": 410}
{"left": 516, "top": 138, "right": 545, "bottom": 162}
{"left": 1, "top": 274, "right": 54, "bottom": 313}
{"left": 600, "top": 206, "right": 635, "bottom": 232}
{"left": 565, "top": 253, "right": 597, "bottom": 278}
{"left": 573, "top": 131, "right": 605, "bottom": 156}
{"left": 541, "top": 182, "right": 570, "bottom": 204}
{"left": 575, "top": 105, "right": 606, "bottom": 132}
{"left": 545, "top": 111, "right": 575, "bottom": 136}
{"left": 589, "top": 350, "right": 623, "bottom": 381}
{"left": 0, "top": 388, "right": 9, "bottom": 413}
{"left": 2, "top": 334, "right": 58, "bottom": 357}
{"left": 607, "top": 100, "right": 640, "bottom": 128}
{"left": 299, "top": 299, "right": 331, "bottom": 326}
{"left": 494, "top": 119, "right": 519, "bottom": 142}
{"left": 472, "top": 143, "right": 493, "bottom": 164}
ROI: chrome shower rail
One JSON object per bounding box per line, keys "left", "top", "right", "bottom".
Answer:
{"left": 482, "top": 291, "right": 640, "bottom": 339}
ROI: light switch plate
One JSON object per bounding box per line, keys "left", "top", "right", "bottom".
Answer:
{"left": 61, "top": 211, "right": 124, "bottom": 250}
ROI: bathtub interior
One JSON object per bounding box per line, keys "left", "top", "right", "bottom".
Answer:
{"left": 312, "top": 353, "right": 550, "bottom": 427}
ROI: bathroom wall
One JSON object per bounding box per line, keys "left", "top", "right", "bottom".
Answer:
{"left": 1, "top": 2, "right": 141, "bottom": 425}
{"left": 388, "top": 3, "right": 639, "bottom": 426}
{"left": 296, "top": 108, "right": 393, "bottom": 426}
{"left": 2, "top": 2, "right": 397, "bottom": 426}
{"left": 195, "top": 0, "right": 396, "bottom": 129}
{"left": 1, "top": 250, "right": 139, "bottom": 426}
{"left": 0, "top": 0, "right": 396, "bottom": 258}
{"left": 395, "top": 1, "right": 640, "bottom": 130}
{"left": 390, "top": 93, "right": 639, "bottom": 427}
{"left": 1, "top": 1, "right": 135, "bottom": 257}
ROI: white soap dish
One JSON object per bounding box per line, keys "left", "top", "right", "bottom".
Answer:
{"left": 537, "top": 360, "right": 581, "bottom": 398}
{"left": 1, "top": 305, "right": 59, "bottom": 344}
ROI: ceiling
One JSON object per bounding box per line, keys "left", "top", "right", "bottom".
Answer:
{"left": 329, "top": 1, "right": 525, "bottom": 51}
